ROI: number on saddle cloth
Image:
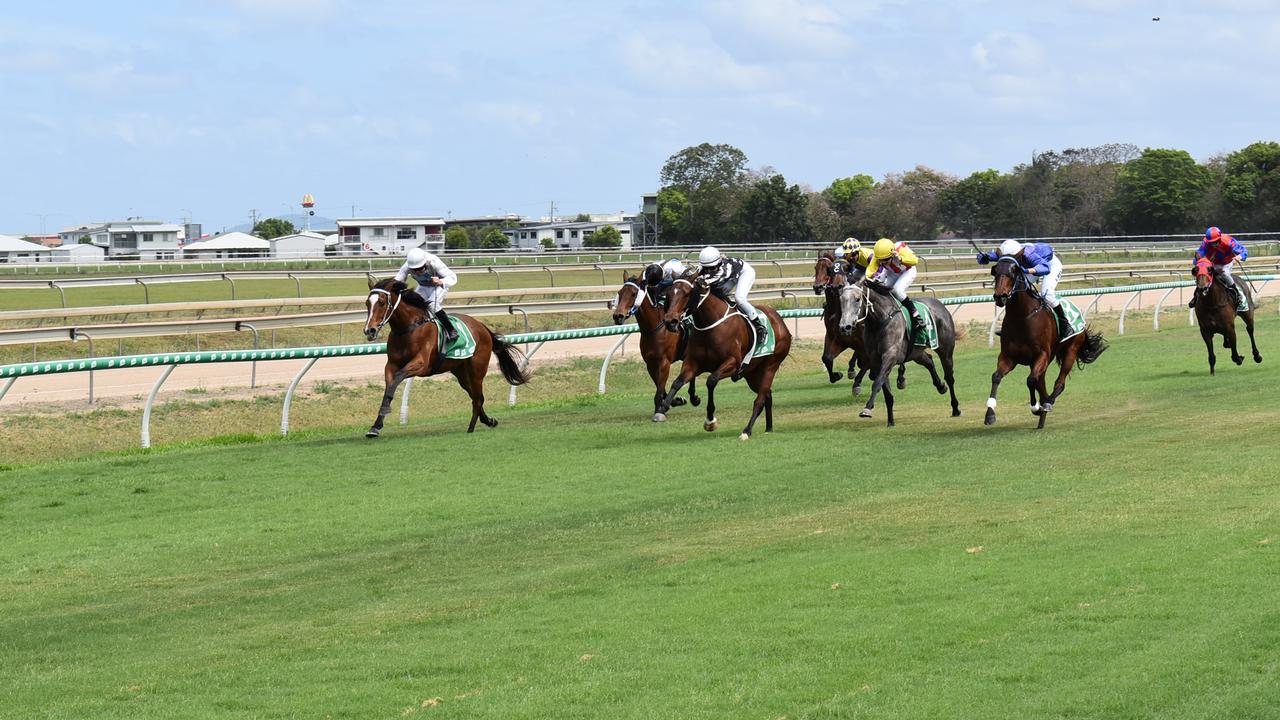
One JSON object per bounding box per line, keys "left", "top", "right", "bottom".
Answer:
{"left": 1054, "top": 299, "right": 1086, "bottom": 342}
{"left": 894, "top": 299, "right": 939, "bottom": 349}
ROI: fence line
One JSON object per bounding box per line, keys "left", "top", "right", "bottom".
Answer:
{"left": 0, "top": 277, "right": 1273, "bottom": 449}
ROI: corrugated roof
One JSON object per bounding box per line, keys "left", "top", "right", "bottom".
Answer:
{"left": 0, "top": 234, "right": 52, "bottom": 252}
{"left": 182, "top": 232, "right": 270, "bottom": 251}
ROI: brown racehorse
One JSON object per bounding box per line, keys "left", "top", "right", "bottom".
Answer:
{"left": 814, "top": 252, "right": 907, "bottom": 394}
{"left": 656, "top": 276, "right": 791, "bottom": 440}
{"left": 611, "top": 273, "right": 699, "bottom": 417}
{"left": 362, "top": 278, "right": 529, "bottom": 437}
{"left": 1192, "top": 258, "right": 1262, "bottom": 374}
{"left": 984, "top": 257, "right": 1107, "bottom": 429}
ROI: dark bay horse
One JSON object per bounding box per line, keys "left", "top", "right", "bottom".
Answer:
{"left": 1192, "top": 259, "right": 1262, "bottom": 374}
{"left": 656, "top": 276, "right": 791, "bottom": 440}
{"left": 362, "top": 278, "right": 529, "bottom": 437}
{"left": 983, "top": 257, "right": 1106, "bottom": 429}
{"left": 814, "top": 252, "right": 907, "bottom": 394}
{"left": 838, "top": 280, "right": 960, "bottom": 427}
{"left": 611, "top": 273, "right": 699, "bottom": 418}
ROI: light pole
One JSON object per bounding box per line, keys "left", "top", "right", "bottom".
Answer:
{"left": 28, "top": 212, "right": 68, "bottom": 237}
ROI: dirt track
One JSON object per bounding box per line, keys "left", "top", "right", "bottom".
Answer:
{"left": 2, "top": 283, "right": 1268, "bottom": 409}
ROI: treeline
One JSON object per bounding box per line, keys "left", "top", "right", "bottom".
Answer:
{"left": 657, "top": 141, "right": 1280, "bottom": 245}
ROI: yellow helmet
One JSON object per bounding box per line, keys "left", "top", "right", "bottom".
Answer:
{"left": 842, "top": 237, "right": 860, "bottom": 254}
{"left": 873, "top": 238, "right": 895, "bottom": 260}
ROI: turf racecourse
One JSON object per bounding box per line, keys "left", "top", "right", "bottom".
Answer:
{"left": 2, "top": 318, "right": 1278, "bottom": 719}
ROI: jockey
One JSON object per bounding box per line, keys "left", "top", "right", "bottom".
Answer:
{"left": 642, "top": 257, "right": 688, "bottom": 308}
{"left": 1190, "top": 226, "right": 1248, "bottom": 308}
{"left": 395, "top": 247, "right": 459, "bottom": 341}
{"left": 697, "top": 246, "right": 769, "bottom": 341}
{"left": 978, "top": 239, "right": 1067, "bottom": 328}
{"left": 841, "top": 237, "right": 874, "bottom": 283}
{"left": 866, "top": 238, "right": 923, "bottom": 334}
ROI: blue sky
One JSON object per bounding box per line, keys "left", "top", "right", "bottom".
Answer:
{"left": 1, "top": 0, "right": 1275, "bottom": 233}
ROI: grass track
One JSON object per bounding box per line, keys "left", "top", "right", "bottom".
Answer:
{"left": 1, "top": 317, "right": 1278, "bottom": 718}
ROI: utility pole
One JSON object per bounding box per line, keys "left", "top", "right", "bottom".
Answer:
{"left": 249, "top": 208, "right": 259, "bottom": 232}
{"left": 549, "top": 200, "right": 556, "bottom": 224}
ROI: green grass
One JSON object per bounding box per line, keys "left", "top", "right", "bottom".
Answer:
{"left": 1, "top": 317, "right": 1278, "bottom": 718}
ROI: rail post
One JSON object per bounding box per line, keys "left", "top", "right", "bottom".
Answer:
{"left": 49, "top": 281, "right": 67, "bottom": 308}
{"left": 281, "top": 357, "right": 319, "bottom": 435}
{"left": 542, "top": 266, "right": 556, "bottom": 287}
{"left": 598, "top": 334, "right": 628, "bottom": 394}
{"left": 136, "top": 279, "right": 151, "bottom": 304}
{"left": 508, "top": 340, "right": 545, "bottom": 406}
{"left": 780, "top": 290, "right": 801, "bottom": 338}
{"left": 289, "top": 273, "right": 303, "bottom": 297}
{"left": 141, "top": 364, "right": 177, "bottom": 448}
{"left": 988, "top": 306, "right": 1003, "bottom": 347}
{"left": 1153, "top": 286, "right": 1180, "bottom": 331}
{"left": 223, "top": 274, "right": 236, "bottom": 300}
{"left": 236, "top": 322, "right": 259, "bottom": 388}
{"left": 488, "top": 266, "right": 501, "bottom": 289}
{"left": 0, "top": 376, "right": 15, "bottom": 404}
{"left": 1117, "top": 290, "right": 1142, "bottom": 334}
{"left": 509, "top": 306, "right": 530, "bottom": 351}
{"left": 70, "top": 329, "right": 95, "bottom": 403}
{"left": 769, "top": 260, "right": 783, "bottom": 278}
{"left": 399, "top": 377, "right": 413, "bottom": 425}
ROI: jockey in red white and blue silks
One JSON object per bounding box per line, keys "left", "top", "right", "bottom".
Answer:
{"left": 1191, "top": 227, "right": 1247, "bottom": 307}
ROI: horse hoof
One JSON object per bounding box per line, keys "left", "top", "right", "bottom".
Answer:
{"left": 704, "top": 419, "right": 718, "bottom": 432}
{"left": 365, "top": 428, "right": 380, "bottom": 438}
{"left": 739, "top": 432, "right": 750, "bottom": 441}
{"left": 896, "top": 378, "right": 907, "bottom": 390}
{"left": 984, "top": 409, "right": 997, "bottom": 426}
{"left": 852, "top": 385, "right": 863, "bottom": 396}
{"left": 1234, "top": 356, "right": 1244, "bottom": 365}
{"left": 1041, "top": 403, "right": 1053, "bottom": 414}
{"left": 886, "top": 420, "right": 895, "bottom": 427}
{"left": 671, "top": 397, "right": 687, "bottom": 407}
{"left": 1030, "top": 404, "right": 1041, "bottom": 416}
{"left": 485, "top": 417, "right": 499, "bottom": 428}
{"left": 952, "top": 408, "right": 962, "bottom": 417}
{"left": 858, "top": 408, "right": 873, "bottom": 418}
{"left": 652, "top": 413, "right": 667, "bottom": 423}
{"left": 690, "top": 396, "right": 701, "bottom": 407}
{"left": 1255, "top": 354, "right": 1263, "bottom": 364}
{"left": 935, "top": 384, "right": 947, "bottom": 395}
{"left": 828, "top": 372, "right": 843, "bottom": 383}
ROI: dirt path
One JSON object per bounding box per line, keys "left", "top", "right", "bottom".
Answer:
{"left": 3, "top": 283, "right": 1269, "bottom": 410}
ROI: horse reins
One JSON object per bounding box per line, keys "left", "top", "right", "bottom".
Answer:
{"left": 367, "top": 288, "right": 402, "bottom": 336}
{"left": 673, "top": 277, "right": 743, "bottom": 332}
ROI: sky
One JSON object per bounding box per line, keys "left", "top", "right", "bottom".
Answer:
{"left": 1, "top": 0, "right": 1276, "bottom": 234}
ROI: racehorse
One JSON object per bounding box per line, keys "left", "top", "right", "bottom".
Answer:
{"left": 838, "top": 280, "right": 960, "bottom": 427}
{"left": 611, "top": 272, "right": 700, "bottom": 416}
{"left": 1192, "top": 257, "right": 1262, "bottom": 374}
{"left": 656, "top": 275, "right": 792, "bottom": 440}
{"left": 362, "top": 278, "right": 529, "bottom": 437}
{"left": 983, "top": 257, "right": 1107, "bottom": 429}
{"left": 814, "top": 252, "right": 907, "bottom": 394}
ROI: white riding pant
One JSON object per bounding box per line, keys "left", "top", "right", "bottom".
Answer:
{"left": 1214, "top": 261, "right": 1237, "bottom": 287}
{"left": 733, "top": 264, "right": 759, "bottom": 320}
{"left": 1036, "top": 256, "right": 1065, "bottom": 307}
{"left": 880, "top": 266, "right": 917, "bottom": 301}
{"left": 415, "top": 284, "right": 447, "bottom": 313}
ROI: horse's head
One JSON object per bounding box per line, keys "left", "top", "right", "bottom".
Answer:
{"left": 990, "top": 256, "right": 1025, "bottom": 308}
{"left": 663, "top": 275, "right": 701, "bottom": 331}
{"left": 364, "top": 277, "right": 407, "bottom": 341}
{"left": 813, "top": 253, "right": 836, "bottom": 294}
{"left": 611, "top": 273, "right": 646, "bottom": 325}
{"left": 838, "top": 281, "right": 869, "bottom": 335}
{"left": 1194, "top": 257, "right": 1214, "bottom": 296}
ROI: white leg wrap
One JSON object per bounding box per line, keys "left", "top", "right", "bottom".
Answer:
{"left": 986, "top": 397, "right": 997, "bottom": 409}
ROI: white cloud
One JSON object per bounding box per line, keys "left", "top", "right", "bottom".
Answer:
{"left": 704, "top": 0, "right": 858, "bottom": 61}
{"left": 620, "top": 34, "right": 779, "bottom": 95}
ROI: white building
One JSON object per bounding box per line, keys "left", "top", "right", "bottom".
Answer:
{"left": 508, "top": 216, "right": 636, "bottom": 251}
{"left": 181, "top": 232, "right": 270, "bottom": 259}
{"left": 50, "top": 243, "right": 106, "bottom": 263}
{"left": 335, "top": 216, "right": 445, "bottom": 256}
{"left": 58, "top": 219, "right": 183, "bottom": 260}
{"left": 0, "top": 234, "right": 51, "bottom": 263}
{"left": 269, "top": 231, "right": 338, "bottom": 258}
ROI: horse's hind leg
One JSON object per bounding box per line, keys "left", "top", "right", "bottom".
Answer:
{"left": 740, "top": 364, "right": 778, "bottom": 439}
{"left": 913, "top": 351, "right": 947, "bottom": 394}
{"left": 651, "top": 358, "right": 682, "bottom": 414}
{"left": 1227, "top": 322, "right": 1244, "bottom": 365}
{"left": 896, "top": 363, "right": 907, "bottom": 390}
{"left": 1244, "top": 312, "right": 1263, "bottom": 363}
{"left": 985, "top": 354, "right": 1014, "bottom": 426}
{"left": 940, "top": 347, "right": 961, "bottom": 417}
{"left": 687, "top": 377, "right": 700, "bottom": 406}
{"left": 657, "top": 363, "right": 695, "bottom": 420}
{"left": 1043, "top": 340, "right": 1080, "bottom": 415}
{"left": 469, "top": 362, "right": 498, "bottom": 431}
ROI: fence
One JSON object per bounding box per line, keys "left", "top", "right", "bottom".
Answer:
{"left": 1, "top": 277, "right": 1274, "bottom": 450}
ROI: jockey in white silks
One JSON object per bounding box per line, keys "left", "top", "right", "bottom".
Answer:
{"left": 394, "top": 247, "right": 459, "bottom": 340}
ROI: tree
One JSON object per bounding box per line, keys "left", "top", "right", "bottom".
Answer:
{"left": 574, "top": 213, "right": 591, "bottom": 222}
{"left": 856, "top": 166, "right": 954, "bottom": 240}
{"left": 540, "top": 237, "right": 556, "bottom": 250}
{"left": 659, "top": 142, "right": 750, "bottom": 245}
{"left": 1110, "top": 148, "right": 1210, "bottom": 234}
{"left": 444, "top": 227, "right": 470, "bottom": 250}
{"left": 583, "top": 225, "right": 623, "bottom": 248}
{"left": 804, "top": 191, "right": 842, "bottom": 245}
{"left": 78, "top": 234, "right": 93, "bottom": 245}
{"left": 479, "top": 227, "right": 510, "bottom": 249}
{"left": 253, "top": 217, "right": 295, "bottom": 239}
{"left": 821, "top": 174, "right": 877, "bottom": 240}
{"left": 1220, "top": 141, "right": 1280, "bottom": 230}
{"left": 939, "top": 169, "right": 1002, "bottom": 238}
{"left": 732, "top": 173, "right": 811, "bottom": 244}
{"left": 656, "top": 187, "right": 690, "bottom": 243}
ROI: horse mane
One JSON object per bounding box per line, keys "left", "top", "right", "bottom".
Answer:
{"left": 373, "top": 277, "right": 429, "bottom": 311}
{"left": 818, "top": 251, "right": 834, "bottom": 261}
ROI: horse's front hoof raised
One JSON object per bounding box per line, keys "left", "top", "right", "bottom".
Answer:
{"left": 858, "top": 408, "right": 873, "bottom": 418}
{"left": 897, "top": 377, "right": 907, "bottom": 390}
{"left": 1041, "top": 403, "right": 1053, "bottom": 414}
{"left": 484, "top": 417, "right": 499, "bottom": 428}
{"left": 652, "top": 412, "right": 667, "bottom": 423}
{"left": 671, "top": 397, "right": 687, "bottom": 407}
{"left": 935, "top": 383, "right": 947, "bottom": 395}
{"left": 984, "top": 409, "right": 997, "bottom": 426}
{"left": 704, "top": 418, "right": 718, "bottom": 432}
{"left": 1234, "top": 355, "right": 1244, "bottom": 365}
{"left": 365, "top": 428, "right": 380, "bottom": 438}
{"left": 828, "top": 372, "right": 843, "bottom": 383}
{"left": 689, "top": 395, "right": 701, "bottom": 407}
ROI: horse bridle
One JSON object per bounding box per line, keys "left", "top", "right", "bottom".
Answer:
{"left": 366, "top": 288, "right": 402, "bottom": 336}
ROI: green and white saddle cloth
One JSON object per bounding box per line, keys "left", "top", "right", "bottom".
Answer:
{"left": 1054, "top": 299, "right": 1086, "bottom": 343}
{"left": 434, "top": 317, "right": 477, "bottom": 359}
{"left": 1234, "top": 287, "right": 1250, "bottom": 312}
{"left": 747, "top": 313, "right": 778, "bottom": 361}
{"left": 894, "top": 299, "right": 939, "bottom": 349}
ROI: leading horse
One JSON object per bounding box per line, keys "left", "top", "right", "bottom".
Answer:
{"left": 362, "top": 278, "right": 529, "bottom": 437}
{"left": 656, "top": 276, "right": 791, "bottom": 440}
{"left": 611, "top": 272, "right": 699, "bottom": 417}
{"left": 1191, "top": 258, "right": 1262, "bottom": 374}
{"left": 983, "top": 257, "right": 1107, "bottom": 429}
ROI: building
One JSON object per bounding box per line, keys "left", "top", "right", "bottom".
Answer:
{"left": 50, "top": 243, "right": 106, "bottom": 263}
{"left": 58, "top": 219, "right": 183, "bottom": 260}
{"left": 507, "top": 215, "right": 637, "bottom": 251}
{"left": 0, "top": 234, "right": 52, "bottom": 263}
{"left": 269, "top": 231, "right": 339, "bottom": 258}
{"left": 181, "top": 231, "right": 270, "bottom": 259}
{"left": 335, "top": 216, "right": 444, "bottom": 256}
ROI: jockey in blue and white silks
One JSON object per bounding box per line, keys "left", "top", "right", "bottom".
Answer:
{"left": 978, "top": 239, "right": 1067, "bottom": 327}
{"left": 395, "top": 247, "right": 459, "bottom": 340}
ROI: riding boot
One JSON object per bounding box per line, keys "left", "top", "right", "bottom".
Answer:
{"left": 1227, "top": 284, "right": 1243, "bottom": 309}
{"left": 901, "top": 297, "right": 924, "bottom": 339}
{"left": 435, "top": 309, "right": 459, "bottom": 342}
{"left": 1054, "top": 304, "right": 1070, "bottom": 333}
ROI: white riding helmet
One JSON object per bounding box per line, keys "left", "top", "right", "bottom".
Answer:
{"left": 998, "top": 239, "right": 1023, "bottom": 257}
{"left": 833, "top": 245, "right": 846, "bottom": 258}
{"left": 406, "top": 247, "right": 429, "bottom": 269}
{"left": 698, "top": 246, "right": 722, "bottom": 266}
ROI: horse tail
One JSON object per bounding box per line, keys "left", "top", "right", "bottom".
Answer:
{"left": 1075, "top": 328, "right": 1108, "bottom": 367}
{"left": 491, "top": 332, "right": 531, "bottom": 385}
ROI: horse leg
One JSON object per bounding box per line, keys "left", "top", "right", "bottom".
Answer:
{"left": 852, "top": 362, "right": 868, "bottom": 396}
{"left": 651, "top": 358, "right": 682, "bottom": 414}
{"left": 739, "top": 365, "right": 776, "bottom": 440}
{"left": 656, "top": 364, "right": 694, "bottom": 421}
{"left": 913, "top": 351, "right": 947, "bottom": 394}
{"left": 1227, "top": 321, "right": 1244, "bottom": 365}
{"left": 367, "top": 365, "right": 408, "bottom": 438}
{"left": 704, "top": 358, "right": 737, "bottom": 432}
{"left": 882, "top": 382, "right": 895, "bottom": 427}
{"left": 859, "top": 360, "right": 893, "bottom": 420}
{"left": 687, "top": 377, "right": 700, "bottom": 406}
{"left": 1028, "top": 353, "right": 1052, "bottom": 429}
{"left": 1244, "top": 312, "right": 1263, "bottom": 363}
{"left": 1042, "top": 341, "right": 1080, "bottom": 415}
{"left": 896, "top": 362, "right": 907, "bottom": 390}
{"left": 940, "top": 347, "right": 961, "bottom": 417}
{"left": 1200, "top": 326, "right": 1217, "bottom": 375}
{"left": 984, "top": 354, "right": 1015, "bottom": 426}
{"left": 822, "top": 334, "right": 843, "bottom": 383}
